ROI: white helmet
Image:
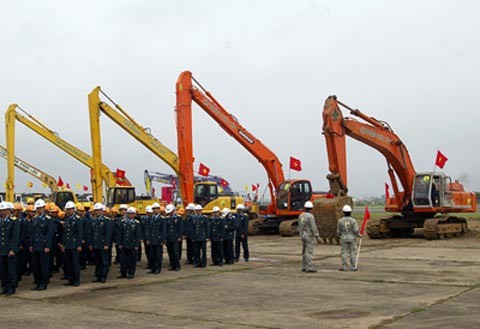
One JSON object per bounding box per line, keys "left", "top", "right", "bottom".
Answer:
{"left": 35, "top": 199, "right": 46, "bottom": 208}
{"left": 304, "top": 201, "right": 314, "bottom": 209}
{"left": 5, "top": 202, "right": 14, "bottom": 210}
{"left": 65, "top": 201, "right": 76, "bottom": 210}
{"left": 145, "top": 205, "right": 153, "bottom": 213}
{"left": 186, "top": 203, "right": 195, "bottom": 210}
{"left": 0, "top": 202, "right": 7, "bottom": 210}
{"left": 212, "top": 206, "right": 220, "bottom": 212}
{"left": 236, "top": 204, "right": 245, "bottom": 210}
{"left": 221, "top": 207, "right": 230, "bottom": 217}
{"left": 151, "top": 203, "right": 161, "bottom": 209}
{"left": 195, "top": 204, "right": 203, "bottom": 211}
{"left": 119, "top": 204, "right": 128, "bottom": 210}
{"left": 127, "top": 207, "right": 136, "bottom": 214}
{"left": 93, "top": 203, "right": 104, "bottom": 211}
{"left": 342, "top": 205, "right": 352, "bottom": 212}
{"left": 165, "top": 204, "right": 175, "bottom": 214}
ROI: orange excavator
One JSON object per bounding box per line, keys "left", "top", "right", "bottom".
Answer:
{"left": 323, "top": 95, "right": 476, "bottom": 239}
{"left": 175, "top": 71, "right": 325, "bottom": 234}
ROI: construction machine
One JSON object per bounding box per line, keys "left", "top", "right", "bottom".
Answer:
{"left": 175, "top": 71, "right": 325, "bottom": 233}
{"left": 322, "top": 96, "right": 476, "bottom": 239}
{"left": 88, "top": 86, "right": 240, "bottom": 213}
{"left": 4, "top": 104, "right": 137, "bottom": 209}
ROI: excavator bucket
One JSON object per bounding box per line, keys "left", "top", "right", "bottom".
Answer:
{"left": 312, "top": 196, "right": 353, "bottom": 244}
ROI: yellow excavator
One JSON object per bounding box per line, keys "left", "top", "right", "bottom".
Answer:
{"left": 88, "top": 86, "right": 245, "bottom": 213}
{"left": 4, "top": 104, "right": 145, "bottom": 211}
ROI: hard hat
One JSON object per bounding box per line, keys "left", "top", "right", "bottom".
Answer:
{"left": 0, "top": 202, "right": 7, "bottom": 210}
{"left": 146, "top": 205, "right": 153, "bottom": 213}
{"left": 160, "top": 206, "right": 166, "bottom": 212}
{"left": 65, "top": 201, "right": 76, "bottom": 210}
{"left": 165, "top": 204, "right": 175, "bottom": 214}
{"left": 195, "top": 204, "right": 203, "bottom": 211}
{"left": 14, "top": 202, "right": 24, "bottom": 211}
{"left": 26, "top": 198, "right": 35, "bottom": 204}
{"left": 177, "top": 207, "right": 185, "bottom": 215}
{"left": 119, "top": 204, "right": 128, "bottom": 210}
{"left": 304, "top": 201, "right": 314, "bottom": 209}
{"left": 212, "top": 206, "right": 220, "bottom": 212}
{"left": 58, "top": 211, "right": 66, "bottom": 219}
{"left": 342, "top": 204, "right": 352, "bottom": 212}
{"left": 26, "top": 205, "right": 35, "bottom": 212}
{"left": 35, "top": 199, "right": 46, "bottom": 209}
{"left": 6, "top": 202, "right": 14, "bottom": 210}
{"left": 111, "top": 206, "right": 119, "bottom": 213}
{"left": 127, "top": 207, "right": 136, "bottom": 214}
{"left": 236, "top": 204, "right": 245, "bottom": 210}
{"left": 221, "top": 208, "right": 230, "bottom": 216}
{"left": 151, "top": 202, "right": 160, "bottom": 209}
{"left": 50, "top": 205, "right": 60, "bottom": 213}
{"left": 77, "top": 204, "right": 85, "bottom": 211}
{"left": 186, "top": 203, "right": 195, "bottom": 210}
{"left": 93, "top": 203, "right": 104, "bottom": 211}
{"left": 105, "top": 207, "right": 111, "bottom": 214}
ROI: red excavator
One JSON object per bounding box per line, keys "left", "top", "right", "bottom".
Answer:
{"left": 322, "top": 95, "right": 476, "bottom": 239}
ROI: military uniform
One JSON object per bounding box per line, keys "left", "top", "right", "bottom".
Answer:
{"left": 192, "top": 213, "right": 209, "bottom": 267}
{"left": 147, "top": 214, "right": 166, "bottom": 274}
{"left": 337, "top": 216, "right": 360, "bottom": 271}
{"left": 62, "top": 214, "right": 83, "bottom": 286}
{"left": 0, "top": 214, "right": 20, "bottom": 294}
{"left": 51, "top": 215, "right": 64, "bottom": 274}
{"left": 113, "top": 214, "right": 125, "bottom": 264}
{"left": 234, "top": 212, "right": 250, "bottom": 262}
{"left": 298, "top": 211, "right": 320, "bottom": 272}
{"left": 209, "top": 215, "right": 224, "bottom": 265}
{"left": 17, "top": 214, "right": 30, "bottom": 281}
{"left": 88, "top": 215, "right": 113, "bottom": 282}
{"left": 183, "top": 213, "right": 195, "bottom": 264}
{"left": 119, "top": 218, "right": 141, "bottom": 278}
{"left": 80, "top": 212, "right": 92, "bottom": 268}
{"left": 29, "top": 213, "right": 53, "bottom": 290}
{"left": 223, "top": 214, "right": 236, "bottom": 264}
{"left": 166, "top": 214, "right": 183, "bottom": 271}
{"left": 141, "top": 214, "right": 152, "bottom": 267}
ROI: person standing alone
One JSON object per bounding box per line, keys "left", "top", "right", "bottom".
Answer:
{"left": 298, "top": 201, "right": 321, "bottom": 273}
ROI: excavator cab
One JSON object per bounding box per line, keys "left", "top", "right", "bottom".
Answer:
{"left": 412, "top": 173, "right": 452, "bottom": 208}
{"left": 107, "top": 186, "right": 136, "bottom": 207}
{"left": 194, "top": 182, "right": 218, "bottom": 207}
{"left": 276, "top": 180, "right": 313, "bottom": 211}
{"left": 52, "top": 190, "right": 76, "bottom": 210}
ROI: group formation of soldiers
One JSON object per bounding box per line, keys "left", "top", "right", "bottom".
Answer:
{"left": 0, "top": 198, "right": 250, "bottom": 295}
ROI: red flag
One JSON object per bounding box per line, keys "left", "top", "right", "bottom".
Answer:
{"left": 359, "top": 205, "right": 371, "bottom": 235}
{"left": 385, "top": 183, "right": 390, "bottom": 200}
{"left": 83, "top": 185, "right": 89, "bottom": 191}
{"left": 199, "top": 163, "right": 210, "bottom": 177}
{"left": 435, "top": 150, "right": 448, "bottom": 169}
{"left": 66, "top": 183, "right": 71, "bottom": 189}
{"left": 252, "top": 184, "right": 257, "bottom": 192}
{"left": 115, "top": 168, "right": 126, "bottom": 178}
{"left": 58, "top": 176, "right": 64, "bottom": 188}
{"left": 220, "top": 179, "right": 229, "bottom": 187}
{"left": 289, "top": 156, "right": 302, "bottom": 171}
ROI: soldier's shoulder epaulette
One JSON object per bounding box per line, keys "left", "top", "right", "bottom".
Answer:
{"left": 11, "top": 216, "right": 18, "bottom": 221}
{"left": 45, "top": 215, "right": 51, "bottom": 219}
{"left": 75, "top": 215, "right": 81, "bottom": 219}
{"left": 134, "top": 219, "right": 140, "bottom": 224}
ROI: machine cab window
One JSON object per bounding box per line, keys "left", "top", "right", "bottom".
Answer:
{"left": 108, "top": 187, "right": 135, "bottom": 206}
{"left": 195, "top": 183, "right": 218, "bottom": 207}
{"left": 412, "top": 174, "right": 442, "bottom": 208}
{"left": 276, "top": 180, "right": 312, "bottom": 211}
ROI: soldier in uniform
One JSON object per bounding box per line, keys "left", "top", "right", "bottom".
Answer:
{"left": 88, "top": 203, "right": 113, "bottom": 283}
{"left": 0, "top": 202, "right": 20, "bottom": 295}
{"left": 176, "top": 207, "right": 185, "bottom": 261}
{"left": 22, "top": 205, "right": 36, "bottom": 276}
{"left": 209, "top": 206, "right": 224, "bottom": 266}
{"left": 165, "top": 204, "right": 182, "bottom": 271}
{"left": 118, "top": 207, "right": 141, "bottom": 279}
{"left": 77, "top": 204, "right": 90, "bottom": 270}
{"left": 222, "top": 208, "right": 236, "bottom": 265}
{"left": 183, "top": 203, "right": 195, "bottom": 265}
{"left": 298, "top": 201, "right": 321, "bottom": 273}
{"left": 29, "top": 199, "right": 53, "bottom": 290}
{"left": 141, "top": 206, "right": 153, "bottom": 269}
{"left": 113, "top": 205, "right": 128, "bottom": 264}
{"left": 192, "top": 204, "right": 209, "bottom": 268}
{"left": 61, "top": 201, "right": 83, "bottom": 286}
{"left": 337, "top": 205, "right": 361, "bottom": 271}
{"left": 13, "top": 203, "right": 27, "bottom": 283}
{"left": 49, "top": 205, "right": 64, "bottom": 275}
{"left": 146, "top": 203, "right": 166, "bottom": 274}
{"left": 234, "top": 204, "right": 250, "bottom": 262}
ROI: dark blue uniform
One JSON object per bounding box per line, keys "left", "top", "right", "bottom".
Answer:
{"left": 80, "top": 212, "right": 92, "bottom": 268}
{"left": 113, "top": 214, "right": 125, "bottom": 264}
{"left": 17, "top": 214, "right": 30, "bottom": 281}
{"left": 166, "top": 214, "right": 183, "bottom": 271}
{"left": 192, "top": 214, "right": 210, "bottom": 267}
{"left": 29, "top": 214, "right": 53, "bottom": 290}
{"left": 63, "top": 214, "right": 83, "bottom": 286}
{"left": 141, "top": 214, "right": 152, "bottom": 267}
{"left": 223, "top": 214, "right": 236, "bottom": 264}
{"left": 183, "top": 213, "right": 194, "bottom": 264}
{"left": 147, "top": 214, "right": 166, "bottom": 274}
{"left": 0, "top": 215, "right": 20, "bottom": 294}
{"left": 119, "top": 218, "right": 141, "bottom": 278}
{"left": 209, "top": 215, "right": 225, "bottom": 265}
{"left": 234, "top": 213, "right": 250, "bottom": 262}
{"left": 88, "top": 215, "right": 113, "bottom": 283}
{"left": 51, "top": 215, "right": 63, "bottom": 274}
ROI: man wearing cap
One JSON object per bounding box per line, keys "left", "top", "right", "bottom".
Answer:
{"left": 222, "top": 208, "right": 236, "bottom": 265}
{"left": 49, "top": 205, "right": 64, "bottom": 276}
{"left": 234, "top": 204, "right": 250, "bottom": 262}
{"left": 62, "top": 202, "right": 83, "bottom": 286}
{"left": 88, "top": 203, "right": 113, "bottom": 283}
{"left": 0, "top": 202, "right": 21, "bottom": 295}
{"left": 77, "top": 204, "right": 90, "bottom": 270}
{"left": 118, "top": 207, "right": 141, "bottom": 279}
{"left": 337, "top": 205, "right": 361, "bottom": 271}
{"left": 209, "top": 206, "right": 224, "bottom": 266}
{"left": 191, "top": 205, "right": 209, "bottom": 268}
{"left": 29, "top": 199, "right": 53, "bottom": 290}
{"left": 298, "top": 201, "right": 321, "bottom": 273}
{"left": 141, "top": 206, "right": 153, "bottom": 268}
{"left": 22, "top": 205, "right": 36, "bottom": 276}
{"left": 146, "top": 203, "right": 166, "bottom": 274}
{"left": 183, "top": 203, "right": 195, "bottom": 265}
{"left": 165, "top": 204, "right": 182, "bottom": 271}
{"left": 114, "top": 204, "right": 128, "bottom": 264}
{"left": 13, "top": 203, "right": 28, "bottom": 283}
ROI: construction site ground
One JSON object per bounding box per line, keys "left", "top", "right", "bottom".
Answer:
{"left": 1, "top": 217, "right": 480, "bottom": 329}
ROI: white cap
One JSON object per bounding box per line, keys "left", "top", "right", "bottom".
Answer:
{"left": 65, "top": 201, "right": 76, "bottom": 210}
{"left": 119, "top": 204, "right": 128, "bottom": 210}
{"left": 236, "top": 204, "right": 245, "bottom": 210}
{"left": 6, "top": 202, "right": 14, "bottom": 210}
{"left": 93, "top": 203, "right": 104, "bottom": 211}
{"left": 195, "top": 204, "right": 203, "bottom": 211}
{"left": 221, "top": 208, "right": 230, "bottom": 216}
{"left": 0, "top": 202, "right": 7, "bottom": 210}
{"left": 342, "top": 204, "right": 352, "bottom": 212}
{"left": 165, "top": 204, "right": 175, "bottom": 214}
{"left": 186, "top": 203, "right": 195, "bottom": 210}
{"left": 212, "top": 206, "right": 220, "bottom": 212}
{"left": 127, "top": 207, "right": 136, "bottom": 214}
{"left": 304, "top": 201, "right": 313, "bottom": 209}
{"left": 35, "top": 199, "right": 46, "bottom": 208}
{"left": 151, "top": 202, "right": 161, "bottom": 209}
{"left": 145, "top": 205, "right": 153, "bottom": 213}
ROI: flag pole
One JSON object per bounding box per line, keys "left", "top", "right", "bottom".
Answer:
{"left": 355, "top": 237, "right": 363, "bottom": 270}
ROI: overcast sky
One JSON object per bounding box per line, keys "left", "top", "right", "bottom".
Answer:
{"left": 1, "top": 0, "right": 479, "bottom": 200}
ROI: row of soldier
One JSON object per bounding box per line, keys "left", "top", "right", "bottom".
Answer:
{"left": 0, "top": 198, "right": 250, "bottom": 295}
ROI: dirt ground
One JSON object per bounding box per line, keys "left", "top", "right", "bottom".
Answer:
{"left": 1, "top": 219, "right": 480, "bottom": 329}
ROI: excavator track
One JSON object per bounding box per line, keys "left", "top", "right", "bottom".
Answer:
{"left": 279, "top": 219, "right": 298, "bottom": 236}
{"left": 423, "top": 216, "right": 468, "bottom": 240}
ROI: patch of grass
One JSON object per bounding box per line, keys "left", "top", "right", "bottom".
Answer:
{"left": 410, "top": 306, "right": 426, "bottom": 314}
